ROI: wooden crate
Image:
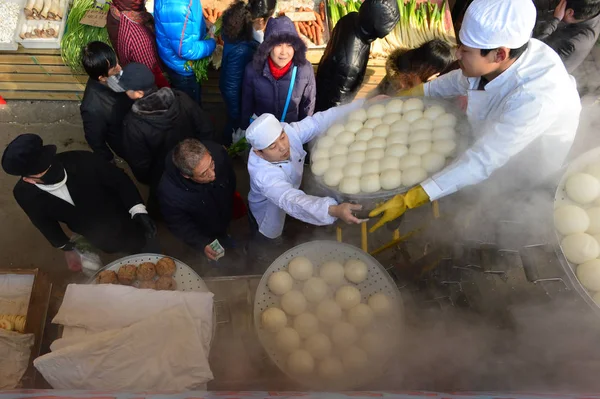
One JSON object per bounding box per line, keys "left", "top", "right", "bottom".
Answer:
{"left": 0, "top": 268, "right": 52, "bottom": 388}
{"left": 0, "top": 47, "right": 386, "bottom": 102}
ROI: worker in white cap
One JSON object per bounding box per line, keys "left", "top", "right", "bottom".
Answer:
{"left": 369, "top": 0, "right": 582, "bottom": 232}
{"left": 246, "top": 101, "right": 371, "bottom": 239}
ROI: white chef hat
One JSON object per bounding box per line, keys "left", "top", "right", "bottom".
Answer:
{"left": 459, "top": 0, "right": 536, "bottom": 50}
{"left": 246, "top": 113, "right": 283, "bottom": 150}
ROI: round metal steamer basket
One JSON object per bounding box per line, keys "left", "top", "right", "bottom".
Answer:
{"left": 88, "top": 253, "right": 216, "bottom": 343}
{"left": 253, "top": 240, "right": 403, "bottom": 390}
{"left": 307, "top": 96, "right": 471, "bottom": 206}
{"left": 554, "top": 148, "right": 600, "bottom": 314}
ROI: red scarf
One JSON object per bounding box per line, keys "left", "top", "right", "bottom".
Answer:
{"left": 268, "top": 57, "right": 293, "bottom": 80}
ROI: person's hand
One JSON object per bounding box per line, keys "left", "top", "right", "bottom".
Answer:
{"left": 204, "top": 245, "right": 219, "bottom": 261}
{"left": 554, "top": 0, "right": 567, "bottom": 20}
{"left": 367, "top": 94, "right": 390, "bottom": 104}
{"left": 64, "top": 250, "right": 82, "bottom": 272}
{"left": 329, "top": 203, "right": 368, "bottom": 224}
{"left": 133, "top": 213, "right": 157, "bottom": 239}
{"left": 368, "top": 194, "right": 407, "bottom": 233}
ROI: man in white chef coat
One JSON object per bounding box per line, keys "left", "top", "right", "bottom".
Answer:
{"left": 370, "top": 0, "right": 582, "bottom": 231}
{"left": 246, "top": 101, "right": 369, "bottom": 240}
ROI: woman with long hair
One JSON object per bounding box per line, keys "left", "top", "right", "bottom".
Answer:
{"left": 369, "top": 39, "right": 454, "bottom": 97}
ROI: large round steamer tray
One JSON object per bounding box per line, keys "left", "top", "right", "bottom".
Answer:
{"left": 253, "top": 240, "right": 403, "bottom": 390}
{"left": 307, "top": 96, "right": 471, "bottom": 205}
{"left": 88, "top": 253, "right": 216, "bottom": 344}
{"left": 553, "top": 147, "right": 600, "bottom": 314}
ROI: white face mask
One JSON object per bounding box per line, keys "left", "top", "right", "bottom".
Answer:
{"left": 106, "top": 70, "right": 124, "bottom": 92}
{"left": 253, "top": 29, "right": 265, "bottom": 43}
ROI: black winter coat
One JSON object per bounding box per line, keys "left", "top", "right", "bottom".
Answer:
{"left": 157, "top": 141, "right": 236, "bottom": 251}
{"left": 315, "top": 0, "right": 399, "bottom": 111}
{"left": 122, "top": 87, "right": 215, "bottom": 186}
{"left": 80, "top": 78, "right": 133, "bottom": 161}
{"left": 14, "top": 151, "right": 146, "bottom": 253}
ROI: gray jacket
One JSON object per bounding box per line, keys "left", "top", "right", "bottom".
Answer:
{"left": 535, "top": 11, "right": 600, "bottom": 72}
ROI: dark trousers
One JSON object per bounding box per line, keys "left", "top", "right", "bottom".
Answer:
{"left": 167, "top": 67, "right": 202, "bottom": 105}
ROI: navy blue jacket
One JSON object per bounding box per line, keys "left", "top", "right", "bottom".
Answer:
{"left": 240, "top": 16, "right": 316, "bottom": 129}
{"left": 157, "top": 141, "right": 236, "bottom": 251}
{"left": 219, "top": 39, "right": 259, "bottom": 131}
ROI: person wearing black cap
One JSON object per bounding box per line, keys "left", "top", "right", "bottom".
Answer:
{"left": 80, "top": 41, "right": 133, "bottom": 163}
{"left": 2, "top": 134, "right": 158, "bottom": 264}
{"left": 118, "top": 63, "right": 215, "bottom": 189}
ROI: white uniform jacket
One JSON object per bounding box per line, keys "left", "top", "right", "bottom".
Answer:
{"left": 248, "top": 100, "right": 366, "bottom": 239}
{"left": 422, "top": 39, "right": 581, "bottom": 201}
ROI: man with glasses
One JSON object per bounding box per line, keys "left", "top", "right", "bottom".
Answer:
{"left": 157, "top": 139, "right": 236, "bottom": 261}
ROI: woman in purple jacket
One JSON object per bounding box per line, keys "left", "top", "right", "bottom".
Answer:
{"left": 239, "top": 16, "right": 316, "bottom": 130}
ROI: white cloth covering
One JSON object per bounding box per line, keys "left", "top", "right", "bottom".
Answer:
{"left": 52, "top": 284, "right": 213, "bottom": 353}
{"left": 35, "top": 284, "right": 214, "bottom": 390}
{"left": 459, "top": 0, "right": 536, "bottom": 49}
{"left": 421, "top": 39, "right": 581, "bottom": 201}
{"left": 34, "top": 306, "right": 212, "bottom": 390}
{"left": 247, "top": 99, "right": 365, "bottom": 239}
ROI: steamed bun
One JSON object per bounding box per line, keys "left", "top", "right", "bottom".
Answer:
{"left": 561, "top": 233, "right": 600, "bottom": 264}
{"left": 319, "top": 261, "right": 346, "bottom": 286}
{"left": 566, "top": 173, "right": 600, "bottom": 204}
{"left": 305, "top": 332, "right": 332, "bottom": 359}
{"left": 281, "top": 290, "right": 307, "bottom": 316}
{"left": 344, "top": 161, "right": 364, "bottom": 177}
{"left": 316, "top": 299, "right": 343, "bottom": 324}
{"left": 344, "top": 259, "right": 368, "bottom": 283}
{"left": 288, "top": 257, "right": 313, "bottom": 280}
{"left": 287, "top": 349, "right": 315, "bottom": 374}
{"left": 293, "top": 312, "right": 320, "bottom": 338}
{"left": 318, "top": 356, "right": 344, "bottom": 379}
{"left": 554, "top": 205, "right": 590, "bottom": 235}
{"left": 268, "top": 271, "right": 294, "bottom": 295}
{"left": 262, "top": 307, "right": 287, "bottom": 332}
{"left": 276, "top": 327, "right": 301, "bottom": 353}
{"left": 302, "top": 277, "right": 328, "bottom": 303}
{"left": 577, "top": 259, "right": 600, "bottom": 291}
{"left": 335, "top": 285, "right": 362, "bottom": 309}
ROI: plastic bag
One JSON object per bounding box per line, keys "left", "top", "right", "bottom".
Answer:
{"left": 232, "top": 128, "right": 245, "bottom": 144}
{"left": 68, "top": 235, "right": 103, "bottom": 275}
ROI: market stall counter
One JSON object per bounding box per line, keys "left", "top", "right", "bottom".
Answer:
{"left": 24, "top": 239, "right": 404, "bottom": 391}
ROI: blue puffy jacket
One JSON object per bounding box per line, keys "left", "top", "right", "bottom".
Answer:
{"left": 154, "top": 0, "right": 217, "bottom": 75}
{"left": 219, "top": 39, "right": 259, "bottom": 131}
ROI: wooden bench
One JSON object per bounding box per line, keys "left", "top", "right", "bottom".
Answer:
{"left": 0, "top": 47, "right": 386, "bottom": 102}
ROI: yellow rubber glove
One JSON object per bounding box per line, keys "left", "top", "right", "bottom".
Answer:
{"left": 404, "top": 185, "right": 430, "bottom": 209}
{"left": 397, "top": 83, "right": 425, "bottom": 97}
{"left": 368, "top": 194, "right": 407, "bottom": 233}
{"left": 368, "top": 186, "right": 430, "bottom": 233}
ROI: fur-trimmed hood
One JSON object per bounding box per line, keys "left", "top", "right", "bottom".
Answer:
{"left": 131, "top": 87, "right": 180, "bottom": 129}
{"left": 252, "top": 16, "right": 307, "bottom": 71}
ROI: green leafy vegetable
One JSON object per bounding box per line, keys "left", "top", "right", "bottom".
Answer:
{"left": 61, "top": 0, "right": 111, "bottom": 73}
{"left": 185, "top": 17, "right": 222, "bottom": 83}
